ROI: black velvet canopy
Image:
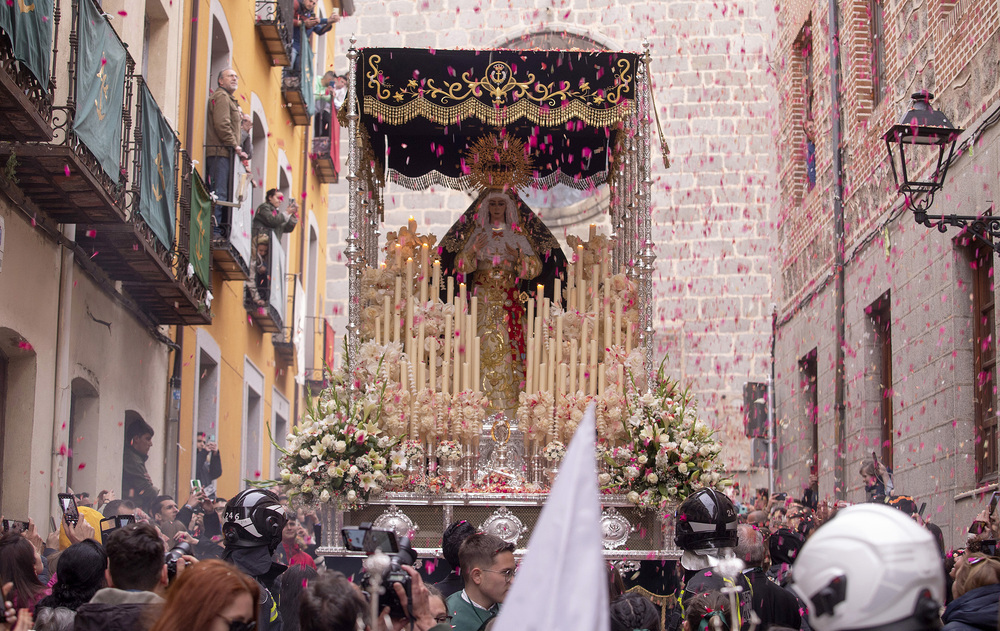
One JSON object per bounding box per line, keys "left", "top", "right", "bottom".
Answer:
{"left": 354, "top": 47, "right": 641, "bottom": 192}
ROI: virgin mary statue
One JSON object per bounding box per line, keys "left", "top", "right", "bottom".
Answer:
{"left": 440, "top": 190, "right": 567, "bottom": 417}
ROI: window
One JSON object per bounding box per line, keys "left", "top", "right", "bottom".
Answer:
{"left": 794, "top": 20, "right": 815, "bottom": 198}
{"left": 806, "top": 140, "right": 816, "bottom": 192}
{"left": 68, "top": 379, "right": 99, "bottom": 493}
{"left": 967, "top": 242, "right": 997, "bottom": 481}
{"left": 867, "top": 293, "right": 893, "bottom": 470}
{"left": 799, "top": 348, "right": 818, "bottom": 474}
{"left": 801, "top": 26, "right": 814, "bottom": 122}
{"left": 196, "top": 350, "right": 219, "bottom": 438}
{"left": 271, "top": 390, "right": 289, "bottom": 478}
{"left": 306, "top": 223, "right": 319, "bottom": 371}
{"left": 870, "top": 0, "right": 887, "bottom": 107}
{"left": 243, "top": 359, "right": 264, "bottom": 483}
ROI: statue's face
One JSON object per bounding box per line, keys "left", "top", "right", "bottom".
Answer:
{"left": 487, "top": 197, "right": 507, "bottom": 224}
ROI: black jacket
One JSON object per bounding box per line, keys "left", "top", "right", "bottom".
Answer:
{"left": 744, "top": 567, "right": 803, "bottom": 631}
{"left": 943, "top": 583, "right": 1000, "bottom": 631}
{"left": 223, "top": 545, "right": 287, "bottom": 631}
{"left": 73, "top": 588, "right": 163, "bottom": 631}
{"left": 195, "top": 448, "right": 223, "bottom": 485}
{"left": 122, "top": 446, "right": 158, "bottom": 505}
{"left": 434, "top": 569, "right": 464, "bottom": 599}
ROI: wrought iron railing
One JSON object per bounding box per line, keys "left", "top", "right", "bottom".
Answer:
{"left": 255, "top": 0, "right": 294, "bottom": 60}
{"left": 0, "top": 0, "right": 58, "bottom": 136}
{"left": 54, "top": 0, "right": 133, "bottom": 207}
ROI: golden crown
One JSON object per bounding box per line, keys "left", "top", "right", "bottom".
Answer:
{"left": 465, "top": 133, "right": 533, "bottom": 192}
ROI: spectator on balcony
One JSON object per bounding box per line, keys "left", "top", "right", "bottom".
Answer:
{"left": 239, "top": 112, "right": 253, "bottom": 171}
{"left": 205, "top": 68, "right": 246, "bottom": 238}
{"left": 333, "top": 74, "right": 347, "bottom": 110}
{"left": 286, "top": 0, "right": 338, "bottom": 85}
{"left": 313, "top": 71, "right": 336, "bottom": 138}
{"left": 249, "top": 233, "right": 271, "bottom": 307}
{"left": 194, "top": 433, "right": 222, "bottom": 498}
{"left": 253, "top": 189, "right": 299, "bottom": 245}
{"left": 122, "top": 419, "right": 159, "bottom": 507}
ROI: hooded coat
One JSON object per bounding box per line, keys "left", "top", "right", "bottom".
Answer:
{"left": 942, "top": 583, "right": 1000, "bottom": 631}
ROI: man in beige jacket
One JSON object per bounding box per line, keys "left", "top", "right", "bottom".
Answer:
{"left": 205, "top": 68, "right": 246, "bottom": 237}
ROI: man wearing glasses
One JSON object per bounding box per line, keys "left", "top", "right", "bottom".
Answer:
{"left": 446, "top": 533, "right": 517, "bottom": 631}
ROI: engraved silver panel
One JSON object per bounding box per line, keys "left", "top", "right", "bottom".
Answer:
{"left": 600, "top": 507, "right": 633, "bottom": 550}
{"left": 372, "top": 505, "right": 419, "bottom": 540}
{"left": 479, "top": 506, "right": 525, "bottom": 545}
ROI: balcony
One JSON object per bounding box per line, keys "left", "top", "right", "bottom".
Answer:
{"left": 209, "top": 153, "right": 252, "bottom": 281}
{"left": 0, "top": 0, "right": 130, "bottom": 226}
{"left": 0, "top": 9, "right": 56, "bottom": 142}
{"left": 255, "top": 0, "right": 293, "bottom": 66}
{"left": 281, "top": 28, "right": 313, "bottom": 127}
{"left": 310, "top": 135, "right": 338, "bottom": 183}
{"left": 78, "top": 80, "right": 211, "bottom": 325}
{"left": 243, "top": 229, "right": 286, "bottom": 334}
{"left": 273, "top": 274, "right": 304, "bottom": 364}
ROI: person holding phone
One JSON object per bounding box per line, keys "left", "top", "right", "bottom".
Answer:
{"left": 194, "top": 433, "right": 223, "bottom": 498}
{"left": 122, "top": 419, "right": 159, "bottom": 507}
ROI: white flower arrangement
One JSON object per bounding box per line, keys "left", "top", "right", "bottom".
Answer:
{"left": 543, "top": 440, "right": 566, "bottom": 461}
{"left": 435, "top": 440, "right": 463, "bottom": 461}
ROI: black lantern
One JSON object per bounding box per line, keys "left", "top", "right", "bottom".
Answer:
{"left": 882, "top": 92, "right": 963, "bottom": 200}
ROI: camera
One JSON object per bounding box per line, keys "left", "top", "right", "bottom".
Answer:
{"left": 165, "top": 541, "right": 193, "bottom": 581}
{"left": 342, "top": 523, "right": 417, "bottom": 619}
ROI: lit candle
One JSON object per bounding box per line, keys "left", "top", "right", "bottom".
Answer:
{"left": 537, "top": 284, "right": 545, "bottom": 321}
{"left": 589, "top": 223, "right": 597, "bottom": 240}
{"left": 406, "top": 258, "right": 414, "bottom": 298}
{"left": 395, "top": 243, "right": 402, "bottom": 269}
{"left": 432, "top": 260, "right": 441, "bottom": 300}
{"left": 408, "top": 216, "right": 417, "bottom": 234}
{"left": 576, "top": 244, "right": 585, "bottom": 311}
{"left": 459, "top": 283, "right": 467, "bottom": 313}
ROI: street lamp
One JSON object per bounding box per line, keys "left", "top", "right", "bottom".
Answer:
{"left": 883, "top": 92, "right": 1000, "bottom": 251}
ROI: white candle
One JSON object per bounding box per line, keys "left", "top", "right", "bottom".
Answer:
{"left": 598, "top": 364, "right": 606, "bottom": 395}
{"left": 429, "top": 342, "right": 436, "bottom": 392}
{"left": 406, "top": 258, "right": 414, "bottom": 298}
{"left": 567, "top": 266, "right": 576, "bottom": 310}
{"left": 406, "top": 300, "right": 414, "bottom": 356}
{"left": 408, "top": 216, "right": 417, "bottom": 234}
{"left": 569, "top": 343, "right": 577, "bottom": 394}
{"left": 556, "top": 315, "right": 564, "bottom": 365}
{"left": 589, "top": 223, "right": 597, "bottom": 240}
{"left": 614, "top": 298, "right": 622, "bottom": 347}
{"left": 539, "top": 362, "right": 547, "bottom": 394}
{"left": 463, "top": 361, "right": 471, "bottom": 393}
{"left": 395, "top": 243, "right": 402, "bottom": 269}
{"left": 626, "top": 325, "right": 633, "bottom": 354}
{"left": 444, "top": 314, "right": 452, "bottom": 368}
{"left": 473, "top": 337, "right": 481, "bottom": 393}
{"left": 442, "top": 361, "right": 450, "bottom": 395}
{"left": 554, "top": 277, "right": 562, "bottom": 308}
{"left": 526, "top": 332, "right": 534, "bottom": 393}
{"left": 374, "top": 317, "right": 381, "bottom": 345}
{"left": 447, "top": 275, "right": 454, "bottom": 305}
{"left": 432, "top": 260, "right": 441, "bottom": 300}
{"left": 383, "top": 296, "right": 391, "bottom": 344}
{"left": 576, "top": 244, "right": 585, "bottom": 310}
{"left": 591, "top": 264, "right": 600, "bottom": 313}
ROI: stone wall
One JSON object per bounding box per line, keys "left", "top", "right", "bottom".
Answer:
{"left": 322, "top": 0, "right": 780, "bottom": 487}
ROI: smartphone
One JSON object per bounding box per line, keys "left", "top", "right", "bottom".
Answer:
{"left": 341, "top": 527, "right": 398, "bottom": 554}
{"left": 2, "top": 519, "right": 29, "bottom": 535}
{"left": 99, "top": 514, "right": 135, "bottom": 536}
{"left": 918, "top": 502, "right": 927, "bottom": 517}
{"left": 208, "top": 434, "right": 216, "bottom": 442}
{"left": 981, "top": 539, "right": 999, "bottom": 556}
{"left": 57, "top": 492, "right": 79, "bottom": 525}
{"left": 191, "top": 479, "right": 203, "bottom": 494}
{"left": 989, "top": 491, "right": 999, "bottom": 516}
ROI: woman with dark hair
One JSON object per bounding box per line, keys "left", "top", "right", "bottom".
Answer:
{"left": 0, "top": 533, "right": 48, "bottom": 613}
{"left": 610, "top": 592, "right": 661, "bottom": 631}
{"left": 299, "top": 571, "right": 368, "bottom": 631}
{"left": 277, "top": 564, "right": 318, "bottom": 631}
{"left": 34, "top": 540, "right": 107, "bottom": 631}
{"left": 148, "top": 560, "right": 258, "bottom": 631}
{"left": 683, "top": 591, "right": 733, "bottom": 631}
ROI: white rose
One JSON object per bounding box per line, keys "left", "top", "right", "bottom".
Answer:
{"left": 598, "top": 473, "right": 612, "bottom": 485}
{"left": 321, "top": 434, "right": 335, "bottom": 448}
{"left": 347, "top": 490, "right": 357, "bottom": 502}
{"left": 625, "top": 466, "right": 640, "bottom": 479}
{"left": 637, "top": 455, "right": 648, "bottom": 465}
{"left": 678, "top": 462, "right": 689, "bottom": 475}
{"left": 298, "top": 448, "right": 311, "bottom": 460}
{"left": 626, "top": 491, "right": 640, "bottom": 504}
{"left": 289, "top": 474, "right": 303, "bottom": 486}
{"left": 280, "top": 468, "right": 291, "bottom": 482}
{"left": 646, "top": 472, "right": 659, "bottom": 484}
{"left": 334, "top": 440, "right": 347, "bottom": 453}
{"left": 319, "top": 489, "right": 331, "bottom": 503}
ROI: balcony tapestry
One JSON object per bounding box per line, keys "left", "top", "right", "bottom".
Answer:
{"left": 6, "top": 0, "right": 54, "bottom": 88}
{"left": 138, "top": 84, "right": 176, "bottom": 249}
{"left": 190, "top": 170, "right": 212, "bottom": 288}
{"left": 73, "top": 0, "right": 127, "bottom": 180}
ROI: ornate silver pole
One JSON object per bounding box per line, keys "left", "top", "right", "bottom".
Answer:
{"left": 640, "top": 40, "right": 656, "bottom": 386}
{"left": 345, "top": 36, "right": 362, "bottom": 389}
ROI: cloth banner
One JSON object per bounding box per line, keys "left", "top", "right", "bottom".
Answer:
{"left": 73, "top": 0, "right": 127, "bottom": 180}
{"left": 11, "top": 0, "right": 54, "bottom": 89}
{"left": 138, "top": 84, "right": 176, "bottom": 249}
{"left": 301, "top": 28, "right": 314, "bottom": 117}
{"left": 492, "top": 402, "right": 610, "bottom": 631}
{"left": 323, "top": 320, "right": 335, "bottom": 372}
{"left": 230, "top": 161, "right": 252, "bottom": 268}
{"left": 270, "top": 236, "right": 287, "bottom": 321}
{"left": 0, "top": 1, "right": 13, "bottom": 46}
{"left": 190, "top": 170, "right": 212, "bottom": 288}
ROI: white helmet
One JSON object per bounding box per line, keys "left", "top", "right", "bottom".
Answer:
{"left": 789, "top": 504, "right": 943, "bottom": 631}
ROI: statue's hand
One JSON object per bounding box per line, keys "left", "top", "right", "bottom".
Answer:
{"left": 474, "top": 233, "right": 488, "bottom": 252}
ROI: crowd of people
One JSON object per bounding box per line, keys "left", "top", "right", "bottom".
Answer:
{"left": 2, "top": 448, "right": 996, "bottom": 631}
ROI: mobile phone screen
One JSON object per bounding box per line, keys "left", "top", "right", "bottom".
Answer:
{"left": 58, "top": 493, "right": 79, "bottom": 523}
{"left": 990, "top": 492, "right": 999, "bottom": 516}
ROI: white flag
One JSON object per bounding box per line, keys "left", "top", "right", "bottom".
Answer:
{"left": 492, "top": 401, "right": 610, "bottom": 631}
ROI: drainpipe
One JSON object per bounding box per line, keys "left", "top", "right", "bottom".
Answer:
{"left": 49, "top": 224, "right": 75, "bottom": 520}
{"left": 828, "top": 0, "right": 847, "bottom": 499}
{"left": 768, "top": 304, "right": 777, "bottom": 495}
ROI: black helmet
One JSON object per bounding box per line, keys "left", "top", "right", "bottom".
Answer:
{"left": 674, "top": 488, "right": 738, "bottom": 551}
{"left": 222, "top": 489, "right": 288, "bottom": 553}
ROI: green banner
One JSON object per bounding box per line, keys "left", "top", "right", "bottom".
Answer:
{"left": 301, "top": 27, "right": 314, "bottom": 117}
{"left": 190, "top": 170, "right": 211, "bottom": 288}
{"left": 12, "top": 0, "right": 53, "bottom": 90}
{"left": 73, "top": 0, "right": 126, "bottom": 180}
{"left": 0, "top": 0, "right": 13, "bottom": 49}
{"left": 138, "top": 84, "right": 176, "bottom": 249}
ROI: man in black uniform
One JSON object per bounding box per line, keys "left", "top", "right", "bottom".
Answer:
{"left": 222, "top": 489, "right": 288, "bottom": 631}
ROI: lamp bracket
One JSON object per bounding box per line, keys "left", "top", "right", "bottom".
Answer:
{"left": 912, "top": 204, "right": 1000, "bottom": 254}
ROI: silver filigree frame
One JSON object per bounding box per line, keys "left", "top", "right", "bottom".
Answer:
{"left": 372, "top": 505, "right": 419, "bottom": 541}
{"left": 479, "top": 506, "right": 526, "bottom": 545}
{"left": 600, "top": 507, "right": 634, "bottom": 550}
